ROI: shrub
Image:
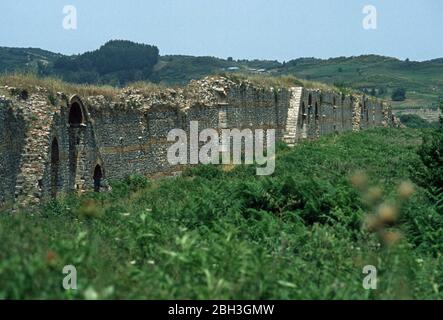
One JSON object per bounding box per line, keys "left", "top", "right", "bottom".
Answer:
{"left": 182, "top": 164, "right": 224, "bottom": 180}
{"left": 399, "top": 114, "right": 438, "bottom": 129}
{"left": 417, "top": 105, "right": 443, "bottom": 190}
{"left": 391, "top": 88, "right": 406, "bottom": 101}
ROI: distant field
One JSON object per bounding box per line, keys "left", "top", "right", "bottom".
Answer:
{"left": 1, "top": 128, "right": 442, "bottom": 299}
{"left": 275, "top": 56, "right": 443, "bottom": 109}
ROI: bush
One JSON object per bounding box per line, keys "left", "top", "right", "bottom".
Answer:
{"left": 399, "top": 114, "right": 438, "bottom": 129}
{"left": 417, "top": 105, "right": 443, "bottom": 190}
{"left": 391, "top": 88, "right": 406, "bottom": 101}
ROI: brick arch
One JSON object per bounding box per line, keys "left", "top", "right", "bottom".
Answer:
{"left": 93, "top": 163, "right": 104, "bottom": 192}
{"left": 68, "top": 96, "right": 85, "bottom": 127}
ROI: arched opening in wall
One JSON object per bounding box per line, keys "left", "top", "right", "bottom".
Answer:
{"left": 50, "top": 138, "right": 60, "bottom": 198}
{"left": 93, "top": 164, "right": 103, "bottom": 192}
{"left": 69, "top": 102, "right": 83, "bottom": 127}
{"left": 313, "top": 102, "right": 319, "bottom": 137}
{"left": 68, "top": 97, "right": 85, "bottom": 191}
{"left": 333, "top": 98, "right": 338, "bottom": 132}
{"left": 366, "top": 105, "right": 370, "bottom": 123}
{"left": 308, "top": 94, "right": 312, "bottom": 106}
{"left": 301, "top": 102, "right": 306, "bottom": 128}
{"left": 307, "top": 106, "right": 311, "bottom": 124}
{"left": 341, "top": 94, "right": 347, "bottom": 129}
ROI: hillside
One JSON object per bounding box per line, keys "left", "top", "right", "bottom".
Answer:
{"left": 1, "top": 41, "right": 442, "bottom": 108}
{"left": 279, "top": 55, "right": 443, "bottom": 109}
{"left": 155, "top": 54, "right": 443, "bottom": 108}
{"left": 152, "top": 55, "right": 281, "bottom": 85}
{"left": 1, "top": 128, "right": 442, "bottom": 299}
{"left": 0, "top": 47, "right": 61, "bottom": 73}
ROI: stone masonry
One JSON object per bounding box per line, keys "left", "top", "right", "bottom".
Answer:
{"left": 0, "top": 76, "right": 395, "bottom": 210}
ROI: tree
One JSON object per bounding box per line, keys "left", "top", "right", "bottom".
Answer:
{"left": 391, "top": 88, "right": 406, "bottom": 101}
{"left": 378, "top": 87, "right": 386, "bottom": 95}
{"left": 52, "top": 40, "right": 159, "bottom": 85}
{"left": 399, "top": 114, "right": 437, "bottom": 129}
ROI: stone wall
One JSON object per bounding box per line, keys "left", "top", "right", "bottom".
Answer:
{"left": 0, "top": 76, "right": 393, "bottom": 209}
{"left": 0, "top": 98, "right": 27, "bottom": 206}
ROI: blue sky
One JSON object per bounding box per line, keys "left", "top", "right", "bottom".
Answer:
{"left": 1, "top": 0, "right": 442, "bottom": 61}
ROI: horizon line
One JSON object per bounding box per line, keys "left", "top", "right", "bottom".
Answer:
{"left": 1, "top": 42, "right": 442, "bottom": 64}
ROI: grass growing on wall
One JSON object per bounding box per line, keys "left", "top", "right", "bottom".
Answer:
{"left": 0, "top": 73, "right": 120, "bottom": 100}
{"left": 0, "top": 72, "right": 355, "bottom": 103}
{"left": 0, "top": 128, "right": 442, "bottom": 299}
{"left": 223, "top": 72, "right": 343, "bottom": 94}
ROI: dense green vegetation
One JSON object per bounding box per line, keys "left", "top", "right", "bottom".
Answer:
{"left": 391, "top": 88, "right": 407, "bottom": 102}
{"left": 151, "top": 55, "right": 235, "bottom": 84}
{"left": 0, "top": 47, "right": 62, "bottom": 74}
{"left": 399, "top": 114, "right": 439, "bottom": 129}
{"left": 52, "top": 41, "right": 159, "bottom": 86}
{"left": 1, "top": 128, "right": 442, "bottom": 299}
{"left": 417, "top": 106, "right": 443, "bottom": 192}
{"left": 2, "top": 42, "right": 442, "bottom": 107}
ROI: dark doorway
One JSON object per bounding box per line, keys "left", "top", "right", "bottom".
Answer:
{"left": 307, "top": 106, "right": 311, "bottom": 124}
{"left": 69, "top": 102, "right": 83, "bottom": 126}
{"left": 93, "top": 164, "right": 103, "bottom": 192}
{"left": 301, "top": 102, "right": 306, "bottom": 128}
{"left": 51, "top": 138, "right": 60, "bottom": 198}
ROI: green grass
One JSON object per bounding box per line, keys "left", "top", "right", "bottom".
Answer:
{"left": 1, "top": 128, "right": 442, "bottom": 299}
{"left": 0, "top": 73, "right": 121, "bottom": 100}
{"left": 398, "top": 114, "right": 440, "bottom": 129}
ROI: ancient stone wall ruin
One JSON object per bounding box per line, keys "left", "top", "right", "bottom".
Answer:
{"left": 0, "top": 76, "right": 395, "bottom": 209}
